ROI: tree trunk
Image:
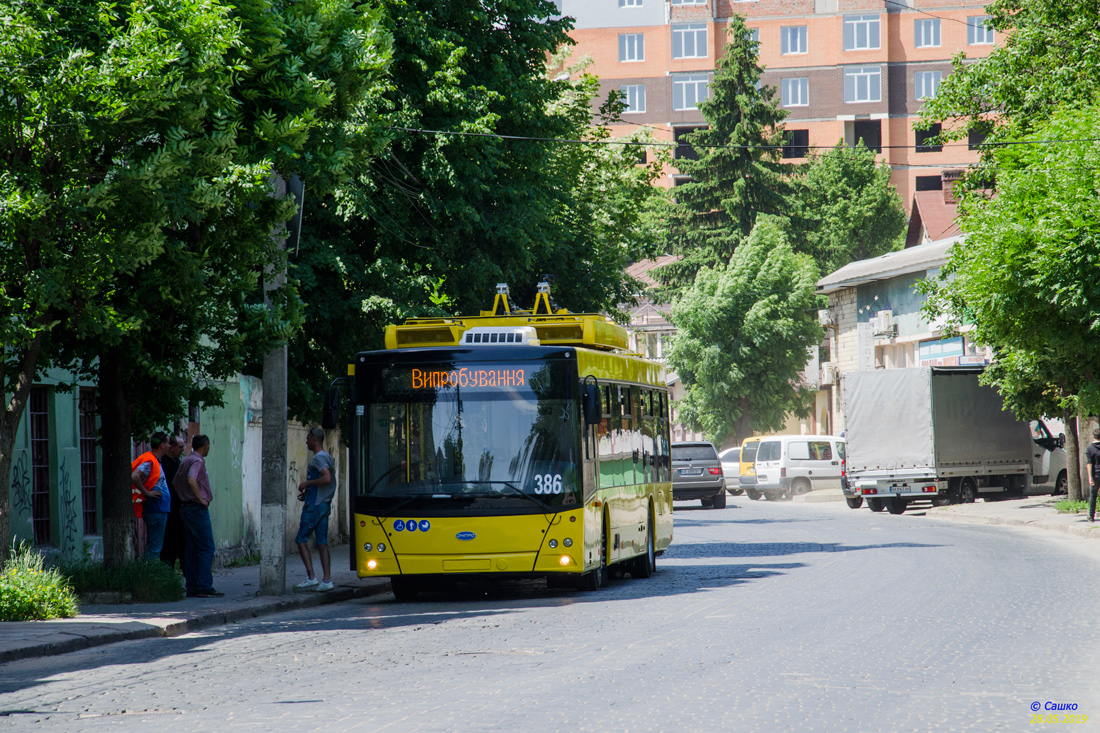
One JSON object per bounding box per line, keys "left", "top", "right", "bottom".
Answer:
{"left": 99, "top": 346, "right": 135, "bottom": 566}
{"left": 0, "top": 335, "right": 44, "bottom": 565}
{"left": 731, "top": 399, "right": 754, "bottom": 448}
{"left": 1065, "top": 409, "right": 1082, "bottom": 502}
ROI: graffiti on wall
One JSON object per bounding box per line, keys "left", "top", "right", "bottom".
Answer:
{"left": 59, "top": 456, "right": 80, "bottom": 559}
{"left": 10, "top": 451, "right": 32, "bottom": 525}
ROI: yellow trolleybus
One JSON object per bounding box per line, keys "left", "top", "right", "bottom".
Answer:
{"left": 323, "top": 281, "right": 673, "bottom": 600}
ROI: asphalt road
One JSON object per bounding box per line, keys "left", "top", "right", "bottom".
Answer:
{"left": 3, "top": 498, "right": 1099, "bottom": 732}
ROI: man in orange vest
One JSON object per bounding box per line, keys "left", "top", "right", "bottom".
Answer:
{"left": 131, "top": 431, "right": 171, "bottom": 560}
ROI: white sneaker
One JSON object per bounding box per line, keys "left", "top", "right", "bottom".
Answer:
{"left": 315, "top": 580, "right": 335, "bottom": 592}
{"left": 295, "top": 577, "right": 319, "bottom": 590}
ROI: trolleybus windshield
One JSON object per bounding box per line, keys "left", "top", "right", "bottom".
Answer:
{"left": 361, "top": 359, "right": 579, "bottom": 512}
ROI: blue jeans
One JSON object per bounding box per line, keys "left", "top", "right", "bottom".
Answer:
{"left": 295, "top": 502, "right": 331, "bottom": 545}
{"left": 180, "top": 504, "right": 216, "bottom": 593}
{"left": 143, "top": 512, "right": 168, "bottom": 561}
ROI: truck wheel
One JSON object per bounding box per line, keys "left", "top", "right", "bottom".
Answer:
{"left": 886, "top": 498, "right": 906, "bottom": 515}
{"left": 867, "top": 498, "right": 885, "bottom": 512}
{"left": 764, "top": 491, "right": 780, "bottom": 501}
{"left": 791, "top": 478, "right": 812, "bottom": 496}
{"left": 1054, "top": 471, "right": 1067, "bottom": 496}
{"left": 728, "top": 489, "right": 744, "bottom": 496}
{"left": 746, "top": 489, "right": 761, "bottom": 501}
{"left": 845, "top": 497, "right": 864, "bottom": 509}
{"left": 711, "top": 491, "right": 727, "bottom": 509}
{"left": 959, "top": 478, "right": 977, "bottom": 504}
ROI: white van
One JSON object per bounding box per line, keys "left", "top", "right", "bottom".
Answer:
{"left": 752, "top": 435, "right": 846, "bottom": 501}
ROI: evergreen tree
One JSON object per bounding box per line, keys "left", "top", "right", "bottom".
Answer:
{"left": 658, "top": 16, "right": 790, "bottom": 289}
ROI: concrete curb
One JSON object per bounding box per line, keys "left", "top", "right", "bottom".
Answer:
{"left": 929, "top": 510, "right": 1100, "bottom": 540}
{"left": 0, "top": 579, "right": 391, "bottom": 665}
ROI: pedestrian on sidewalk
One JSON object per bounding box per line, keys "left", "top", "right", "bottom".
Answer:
{"left": 160, "top": 434, "right": 188, "bottom": 577}
{"left": 1087, "top": 428, "right": 1100, "bottom": 522}
{"left": 294, "top": 427, "right": 336, "bottom": 592}
{"left": 174, "top": 435, "right": 224, "bottom": 598}
{"left": 131, "top": 432, "right": 171, "bottom": 561}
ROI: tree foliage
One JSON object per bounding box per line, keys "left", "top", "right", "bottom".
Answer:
{"left": 286, "top": 1, "right": 666, "bottom": 422}
{"left": 657, "top": 17, "right": 790, "bottom": 289}
{"left": 787, "top": 143, "right": 905, "bottom": 274}
{"left": 668, "top": 218, "right": 822, "bottom": 445}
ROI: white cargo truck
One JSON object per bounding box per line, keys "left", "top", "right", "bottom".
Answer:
{"left": 842, "top": 367, "right": 1067, "bottom": 514}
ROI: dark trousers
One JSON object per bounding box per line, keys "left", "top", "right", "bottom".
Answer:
{"left": 180, "top": 504, "right": 216, "bottom": 593}
{"left": 1090, "top": 483, "right": 1099, "bottom": 520}
{"left": 161, "top": 506, "right": 187, "bottom": 577}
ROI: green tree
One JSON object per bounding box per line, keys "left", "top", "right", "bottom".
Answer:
{"left": 286, "top": 3, "right": 666, "bottom": 421}
{"left": 920, "top": 104, "right": 1100, "bottom": 499}
{"left": 657, "top": 16, "right": 790, "bottom": 289}
{"left": 787, "top": 143, "right": 906, "bottom": 275}
{"left": 668, "top": 218, "right": 822, "bottom": 446}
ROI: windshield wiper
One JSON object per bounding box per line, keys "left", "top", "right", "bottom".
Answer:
{"left": 462, "top": 480, "right": 549, "bottom": 511}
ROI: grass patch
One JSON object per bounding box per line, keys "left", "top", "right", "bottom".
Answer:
{"left": 1055, "top": 499, "right": 1089, "bottom": 514}
{"left": 0, "top": 543, "right": 79, "bottom": 621}
{"left": 222, "top": 551, "right": 260, "bottom": 569}
{"left": 62, "top": 557, "right": 184, "bottom": 603}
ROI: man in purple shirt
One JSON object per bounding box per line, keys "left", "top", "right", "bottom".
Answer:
{"left": 174, "top": 435, "right": 223, "bottom": 598}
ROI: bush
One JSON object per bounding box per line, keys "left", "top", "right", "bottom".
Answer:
{"left": 62, "top": 557, "right": 185, "bottom": 603}
{"left": 0, "top": 543, "right": 79, "bottom": 621}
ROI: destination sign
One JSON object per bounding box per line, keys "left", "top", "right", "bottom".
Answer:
{"left": 386, "top": 366, "right": 528, "bottom": 391}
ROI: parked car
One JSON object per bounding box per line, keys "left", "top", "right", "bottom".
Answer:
{"left": 753, "top": 435, "right": 846, "bottom": 501}
{"left": 719, "top": 447, "right": 743, "bottom": 496}
{"left": 672, "top": 441, "right": 727, "bottom": 509}
{"left": 740, "top": 437, "right": 761, "bottom": 500}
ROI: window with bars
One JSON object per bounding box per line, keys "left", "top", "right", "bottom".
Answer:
{"left": 79, "top": 388, "right": 99, "bottom": 535}
{"left": 30, "top": 387, "right": 51, "bottom": 545}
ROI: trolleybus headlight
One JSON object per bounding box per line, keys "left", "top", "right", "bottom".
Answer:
{"left": 367, "top": 559, "right": 378, "bottom": 570}
{"left": 377, "top": 543, "right": 385, "bottom": 552}
{"left": 363, "top": 542, "right": 372, "bottom": 552}
{"left": 563, "top": 538, "right": 572, "bottom": 547}
{"left": 559, "top": 555, "right": 571, "bottom": 566}
{"left": 548, "top": 539, "right": 558, "bottom": 548}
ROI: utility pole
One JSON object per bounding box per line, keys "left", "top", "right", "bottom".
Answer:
{"left": 259, "top": 173, "right": 303, "bottom": 595}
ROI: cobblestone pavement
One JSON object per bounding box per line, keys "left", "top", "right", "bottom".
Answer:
{"left": 3, "top": 499, "right": 1099, "bottom": 732}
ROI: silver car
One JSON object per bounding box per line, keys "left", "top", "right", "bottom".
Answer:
{"left": 672, "top": 441, "right": 727, "bottom": 509}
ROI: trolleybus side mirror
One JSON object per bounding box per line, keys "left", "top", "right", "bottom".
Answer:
{"left": 583, "top": 384, "right": 601, "bottom": 426}
{"left": 322, "top": 384, "right": 342, "bottom": 430}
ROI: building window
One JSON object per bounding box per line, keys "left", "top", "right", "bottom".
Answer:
{"left": 968, "top": 16, "right": 994, "bottom": 45}
{"left": 619, "top": 0, "right": 643, "bottom": 6}
{"left": 621, "top": 84, "right": 646, "bottom": 114}
{"left": 782, "top": 129, "right": 810, "bottom": 159}
{"left": 30, "top": 386, "right": 51, "bottom": 545}
{"left": 914, "top": 70, "right": 941, "bottom": 100}
{"left": 671, "top": 23, "right": 707, "bottom": 59}
{"left": 674, "top": 126, "right": 705, "bottom": 161}
{"left": 843, "top": 14, "right": 880, "bottom": 51}
{"left": 79, "top": 388, "right": 98, "bottom": 536}
{"left": 843, "top": 66, "right": 881, "bottom": 103}
{"left": 781, "top": 26, "right": 807, "bottom": 55}
{"left": 781, "top": 78, "right": 809, "bottom": 107}
{"left": 749, "top": 28, "right": 759, "bottom": 44}
{"left": 915, "top": 18, "right": 940, "bottom": 48}
{"left": 968, "top": 126, "right": 989, "bottom": 151}
{"left": 670, "top": 0, "right": 704, "bottom": 4}
{"left": 619, "top": 33, "right": 644, "bottom": 62}
{"left": 915, "top": 123, "right": 942, "bottom": 153}
{"left": 915, "top": 175, "right": 943, "bottom": 191}
{"left": 853, "top": 119, "right": 882, "bottom": 153}
{"left": 672, "top": 74, "right": 709, "bottom": 110}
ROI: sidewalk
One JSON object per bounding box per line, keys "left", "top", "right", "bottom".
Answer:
{"left": 926, "top": 493, "right": 1100, "bottom": 539}
{"left": 0, "top": 544, "right": 390, "bottom": 665}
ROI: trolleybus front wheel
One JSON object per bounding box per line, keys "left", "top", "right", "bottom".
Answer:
{"left": 631, "top": 510, "right": 656, "bottom": 579}
{"left": 579, "top": 522, "right": 608, "bottom": 591}
{"left": 389, "top": 576, "right": 420, "bottom": 602}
